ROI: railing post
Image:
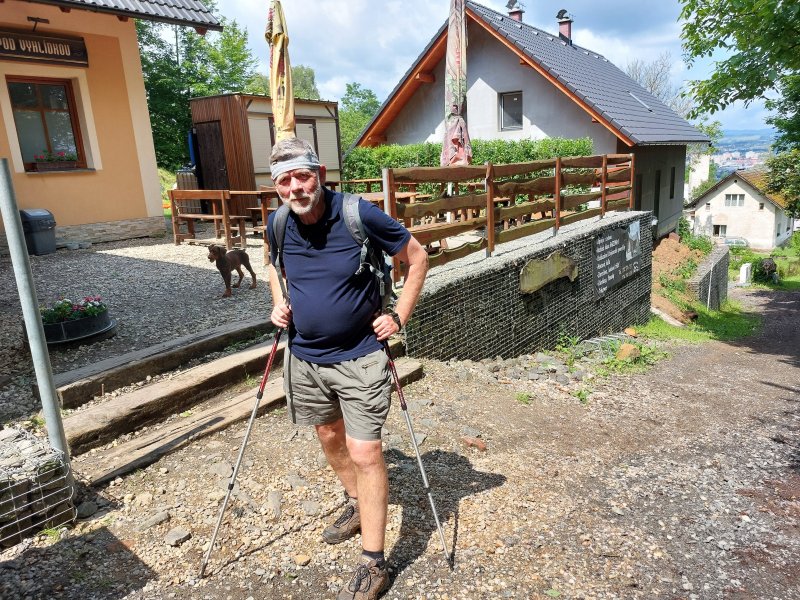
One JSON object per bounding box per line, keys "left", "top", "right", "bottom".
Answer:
{"left": 629, "top": 152, "right": 636, "bottom": 210}
{"left": 485, "top": 162, "right": 495, "bottom": 257}
{"left": 600, "top": 154, "right": 608, "bottom": 218}
{"left": 554, "top": 156, "right": 562, "bottom": 235}
{"left": 383, "top": 168, "right": 402, "bottom": 284}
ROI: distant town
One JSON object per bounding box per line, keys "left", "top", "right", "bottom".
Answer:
{"left": 711, "top": 128, "right": 776, "bottom": 177}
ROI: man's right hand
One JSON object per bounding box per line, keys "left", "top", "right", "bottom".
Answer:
{"left": 271, "top": 302, "right": 292, "bottom": 329}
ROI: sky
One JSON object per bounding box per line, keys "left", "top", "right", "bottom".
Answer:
{"left": 214, "top": 0, "right": 771, "bottom": 132}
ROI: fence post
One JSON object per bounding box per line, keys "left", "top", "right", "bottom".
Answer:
{"left": 485, "top": 162, "right": 495, "bottom": 257}
{"left": 554, "top": 156, "right": 562, "bottom": 234}
{"left": 383, "top": 168, "right": 402, "bottom": 284}
{"left": 629, "top": 153, "right": 636, "bottom": 210}
{"left": 600, "top": 154, "right": 608, "bottom": 218}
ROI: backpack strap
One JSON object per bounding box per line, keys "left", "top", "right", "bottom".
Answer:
{"left": 270, "top": 204, "right": 291, "bottom": 303}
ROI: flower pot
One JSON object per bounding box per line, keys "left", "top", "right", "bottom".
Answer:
{"left": 34, "top": 161, "right": 78, "bottom": 172}
{"left": 43, "top": 311, "right": 114, "bottom": 344}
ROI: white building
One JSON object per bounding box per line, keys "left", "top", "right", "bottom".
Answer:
{"left": 685, "top": 168, "right": 795, "bottom": 250}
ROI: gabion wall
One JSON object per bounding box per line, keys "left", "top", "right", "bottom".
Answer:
{"left": 687, "top": 245, "right": 730, "bottom": 311}
{"left": 0, "top": 428, "right": 76, "bottom": 548}
{"left": 406, "top": 212, "right": 653, "bottom": 361}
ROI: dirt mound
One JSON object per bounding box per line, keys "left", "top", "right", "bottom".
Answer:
{"left": 651, "top": 237, "right": 706, "bottom": 323}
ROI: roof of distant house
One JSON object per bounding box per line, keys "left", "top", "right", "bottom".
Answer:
{"left": 356, "top": 0, "right": 709, "bottom": 148}
{"left": 32, "top": 0, "right": 222, "bottom": 31}
{"left": 687, "top": 168, "right": 789, "bottom": 210}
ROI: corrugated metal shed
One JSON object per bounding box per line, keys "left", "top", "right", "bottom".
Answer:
{"left": 30, "top": 0, "right": 222, "bottom": 31}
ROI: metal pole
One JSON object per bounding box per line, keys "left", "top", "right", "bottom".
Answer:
{"left": 0, "top": 160, "right": 69, "bottom": 459}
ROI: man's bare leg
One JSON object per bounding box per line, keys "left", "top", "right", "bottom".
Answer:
{"left": 316, "top": 419, "right": 357, "bottom": 498}
{"left": 346, "top": 436, "right": 388, "bottom": 552}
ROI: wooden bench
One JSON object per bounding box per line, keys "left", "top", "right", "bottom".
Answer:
{"left": 169, "top": 189, "right": 249, "bottom": 250}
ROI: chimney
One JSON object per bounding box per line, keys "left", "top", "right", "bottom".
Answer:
{"left": 507, "top": 2, "right": 524, "bottom": 21}
{"left": 557, "top": 9, "right": 573, "bottom": 45}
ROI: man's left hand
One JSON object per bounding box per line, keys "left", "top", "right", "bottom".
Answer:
{"left": 372, "top": 313, "right": 400, "bottom": 341}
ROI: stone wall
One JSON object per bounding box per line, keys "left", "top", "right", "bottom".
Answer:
{"left": 687, "top": 245, "right": 729, "bottom": 310}
{"left": 405, "top": 212, "right": 653, "bottom": 361}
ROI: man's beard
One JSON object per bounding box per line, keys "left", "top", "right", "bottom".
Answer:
{"left": 282, "top": 182, "right": 323, "bottom": 216}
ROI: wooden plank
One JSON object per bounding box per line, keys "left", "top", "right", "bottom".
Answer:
{"left": 601, "top": 154, "right": 608, "bottom": 217}
{"left": 562, "top": 191, "right": 602, "bottom": 210}
{"left": 607, "top": 154, "right": 634, "bottom": 165}
{"left": 607, "top": 198, "right": 630, "bottom": 210}
{"left": 171, "top": 190, "right": 226, "bottom": 201}
{"left": 555, "top": 157, "right": 562, "bottom": 231}
{"left": 175, "top": 213, "right": 224, "bottom": 221}
{"left": 561, "top": 171, "right": 597, "bottom": 186}
{"left": 491, "top": 159, "right": 557, "bottom": 178}
{"left": 606, "top": 167, "right": 631, "bottom": 183}
{"left": 495, "top": 218, "right": 556, "bottom": 244}
{"left": 392, "top": 165, "right": 486, "bottom": 183}
{"left": 560, "top": 207, "right": 602, "bottom": 226}
{"left": 396, "top": 193, "right": 487, "bottom": 219}
{"left": 427, "top": 238, "right": 487, "bottom": 269}
{"left": 496, "top": 200, "right": 554, "bottom": 222}
{"left": 410, "top": 217, "right": 487, "bottom": 246}
{"left": 629, "top": 152, "right": 636, "bottom": 209}
{"left": 485, "top": 163, "right": 495, "bottom": 255}
{"left": 495, "top": 176, "right": 555, "bottom": 197}
{"left": 561, "top": 156, "right": 604, "bottom": 168}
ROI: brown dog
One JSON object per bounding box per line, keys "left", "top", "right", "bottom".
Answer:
{"left": 207, "top": 244, "right": 257, "bottom": 298}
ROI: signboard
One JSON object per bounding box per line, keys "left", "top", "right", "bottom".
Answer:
{"left": 593, "top": 221, "right": 642, "bottom": 297}
{"left": 0, "top": 29, "right": 88, "bottom": 67}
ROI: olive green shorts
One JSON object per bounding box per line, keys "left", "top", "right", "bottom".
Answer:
{"left": 283, "top": 349, "right": 392, "bottom": 441}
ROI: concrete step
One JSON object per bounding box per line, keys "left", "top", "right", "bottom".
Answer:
{"left": 72, "top": 356, "right": 423, "bottom": 487}
{"left": 64, "top": 337, "right": 407, "bottom": 456}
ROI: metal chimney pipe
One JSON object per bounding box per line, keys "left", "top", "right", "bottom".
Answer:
{"left": 557, "top": 9, "right": 573, "bottom": 45}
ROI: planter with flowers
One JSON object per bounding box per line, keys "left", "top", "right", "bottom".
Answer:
{"left": 40, "top": 296, "right": 116, "bottom": 345}
{"left": 33, "top": 150, "right": 79, "bottom": 172}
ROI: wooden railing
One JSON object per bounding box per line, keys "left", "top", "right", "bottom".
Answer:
{"left": 383, "top": 153, "right": 635, "bottom": 281}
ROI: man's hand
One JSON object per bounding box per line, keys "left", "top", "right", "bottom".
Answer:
{"left": 271, "top": 302, "right": 292, "bottom": 329}
{"left": 372, "top": 313, "right": 400, "bottom": 341}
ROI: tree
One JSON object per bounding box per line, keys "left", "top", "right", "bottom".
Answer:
{"left": 339, "top": 82, "right": 381, "bottom": 151}
{"left": 242, "top": 65, "right": 321, "bottom": 99}
{"left": 766, "top": 150, "right": 800, "bottom": 219}
{"left": 680, "top": 0, "right": 800, "bottom": 116}
{"left": 625, "top": 52, "right": 692, "bottom": 118}
{"left": 766, "top": 75, "right": 800, "bottom": 152}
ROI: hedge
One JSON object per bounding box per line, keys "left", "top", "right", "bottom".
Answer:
{"left": 342, "top": 137, "right": 595, "bottom": 180}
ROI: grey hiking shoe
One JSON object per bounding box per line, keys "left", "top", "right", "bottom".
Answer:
{"left": 323, "top": 500, "right": 360, "bottom": 544}
{"left": 336, "top": 559, "right": 389, "bottom": 600}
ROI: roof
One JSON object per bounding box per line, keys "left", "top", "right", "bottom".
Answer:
{"left": 356, "top": 1, "right": 708, "bottom": 148}
{"left": 30, "top": 0, "right": 222, "bottom": 31}
{"left": 687, "top": 168, "right": 789, "bottom": 210}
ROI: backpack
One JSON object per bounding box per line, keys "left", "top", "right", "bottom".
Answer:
{"left": 271, "top": 193, "right": 395, "bottom": 310}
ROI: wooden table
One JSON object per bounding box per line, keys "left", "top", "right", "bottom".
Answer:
{"left": 170, "top": 190, "right": 249, "bottom": 250}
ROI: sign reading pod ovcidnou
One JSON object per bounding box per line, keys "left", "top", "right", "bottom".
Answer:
{"left": 0, "top": 29, "right": 88, "bottom": 67}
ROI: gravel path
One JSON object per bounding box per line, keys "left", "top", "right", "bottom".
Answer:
{"left": 0, "top": 231, "right": 272, "bottom": 423}
{"left": 0, "top": 286, "right": 797, "bottom": 599}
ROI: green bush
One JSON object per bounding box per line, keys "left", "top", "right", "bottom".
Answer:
{"left": 342, "top": 137, "right": 594, "bottom": 180}
{"left": 676, "top": 216, "right": 712, "bottom": 254}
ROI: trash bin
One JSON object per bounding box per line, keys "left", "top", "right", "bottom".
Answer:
{"left": 19, "top": 209, "right": 56, "bottom": 256}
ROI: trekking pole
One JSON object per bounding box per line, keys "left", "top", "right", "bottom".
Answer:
{"left": 382, "top": 340, "right": 451, "bottom": 567}
{"left": 199, "top": 328, "right": 284, "bottom": 579}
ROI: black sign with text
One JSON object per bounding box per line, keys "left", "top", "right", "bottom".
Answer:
{"left": 0, "top": 29, "right": 88, "bottom": 67}
{"left": 593, "top": 221, "right": 642, "bottom": 297}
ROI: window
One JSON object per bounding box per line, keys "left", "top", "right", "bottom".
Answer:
{"left": 654, "top": 170, "right": 661, "bottom": 217}
{"left": 7, "top": 77, "right": 84, "bottom": 171}
{"left": 705, "top": 203, "right": 710, "bottom": 210}
{"left": 724, "top": 193, "right": 744, "bottom": 207}
{"left": 759, "top": 202, "right": 765, "bottom": 210}
{"left": 499, "top": 92, "right": 522, "bottom": 130}
{"left": 669, "top": 166, "right": 676, "bottom": 199}
{"left": 713, "top": 224, "right": 727, "bottom": 237}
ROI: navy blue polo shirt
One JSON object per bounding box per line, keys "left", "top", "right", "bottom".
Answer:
{"left": 268, "top": 188, "right": 411, "bottom": 364}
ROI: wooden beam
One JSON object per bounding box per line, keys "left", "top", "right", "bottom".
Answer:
{"left": 60, "top": 7, "right": 71, "bottom": 12}
{"left": 194, "top": 27, "right": 208, "bottom": 36}
{"left": 368, "top": 134, "right": 387, "bottom": 144}
{"left": 416, "top": 72, "right": 435, "bottom": 83}
{"left": 117, "top": 15, "right": 128, "bottom": 22}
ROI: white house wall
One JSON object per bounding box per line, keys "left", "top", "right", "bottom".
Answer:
{"left": 385, "top": 21, "right": 618, "bottom": 153}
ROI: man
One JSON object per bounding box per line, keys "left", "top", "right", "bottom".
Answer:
{"left": 266, "top": 138, "right": 428, "bottom": 599}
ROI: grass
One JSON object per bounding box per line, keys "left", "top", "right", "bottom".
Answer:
{"left": 639, "top": 300, "right": 761, "bottom": 342}
{"left": 159, "top": 167, "right": 176, "bottom": 217}
{"left": 515, "top": 392, "right": 532, "bottom": 405}
{"left": 571, "top": 387, "right": 591, "bottom": 404}
{"left": 596, "top": 341, "right": 668, "bottom": 376}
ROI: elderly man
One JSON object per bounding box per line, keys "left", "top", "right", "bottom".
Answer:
{"left": 267, "top": 138, "right": 428, "bottom": 599}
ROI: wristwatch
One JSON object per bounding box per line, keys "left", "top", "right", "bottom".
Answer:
{"left": 388, "top": 311, "right": 403, "bottom": 330}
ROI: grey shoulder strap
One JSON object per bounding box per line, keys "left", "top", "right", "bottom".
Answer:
{"left": 271, "top": 204, "right": 291, "bottom": 302}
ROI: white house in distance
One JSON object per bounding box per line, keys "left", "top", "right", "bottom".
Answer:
{"left": 354, "top": 1, "right": 709, "bottom": 238}
{"left": 685, "top": 168, "right": 795, "bottom": 250}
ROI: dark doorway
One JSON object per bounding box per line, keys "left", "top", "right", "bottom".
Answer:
{"left": 195, "top": 121, "right": 229, "bottom": 191}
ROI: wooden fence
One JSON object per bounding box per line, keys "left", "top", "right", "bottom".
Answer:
{"left": 383, "top": 153, "right": 634, "bottom": 281}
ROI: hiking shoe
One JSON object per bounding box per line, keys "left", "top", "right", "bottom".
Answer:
{"left": 322, "top": 500, "right": 361, "bottom": 544}
{"left": 336, "top": 559, "right": 389, "bottom": 600}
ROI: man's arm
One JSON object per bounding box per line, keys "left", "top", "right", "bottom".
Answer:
{"left": 268, "top": 264, "right": 292, "bottom": 329}
{"left": 373, "top": 235, "right": 428, "bottom": 341}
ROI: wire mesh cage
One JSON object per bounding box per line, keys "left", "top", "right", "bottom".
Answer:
{"left": 0, "top": 427, "right": 76, "bottom": 548}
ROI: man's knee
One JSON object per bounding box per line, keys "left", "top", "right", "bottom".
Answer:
{"left": 316, "top": 419, "right": 345, "bottom": 446}
{"left": 346, "top": 439, "right": 384, "bottom": 471}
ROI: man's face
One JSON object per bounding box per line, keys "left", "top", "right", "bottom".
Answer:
{"left": 274, "top": 167, "right": 326, "bottom": 216}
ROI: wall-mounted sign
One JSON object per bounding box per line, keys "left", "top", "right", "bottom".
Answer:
{"left": 0, "top": 29, "right": 88, "bottom": 67}
{"left": 593, "top": 221, "right": 642, "bottom": 297}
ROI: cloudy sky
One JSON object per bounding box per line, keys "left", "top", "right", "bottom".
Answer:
{"left": 215, "top": 0, "right": 771, "bottom": 131}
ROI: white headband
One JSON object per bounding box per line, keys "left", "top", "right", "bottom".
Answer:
{"left": 270, "top": 156, "right": 321, "bottom": 181}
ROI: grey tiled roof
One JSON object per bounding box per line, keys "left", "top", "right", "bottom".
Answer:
{"left": 31, "top": 0, "right": 222, "bottom": 30}
{"left": 467, "top": 2, "right": 707, "bottom": 145}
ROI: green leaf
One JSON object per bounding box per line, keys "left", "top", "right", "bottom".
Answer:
{"left": 545, "top": 589, "right": 561, "bottom": 598}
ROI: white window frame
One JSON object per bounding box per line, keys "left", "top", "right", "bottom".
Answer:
{"left": 724, "top": 193, "right": 744, "bottom": 207}
{"left": 713, "top": 224, "right": 727, "bottom": 237}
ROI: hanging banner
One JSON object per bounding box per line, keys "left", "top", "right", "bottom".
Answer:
{"left": 0, "top": 29, "right": 88, "bottom": 67}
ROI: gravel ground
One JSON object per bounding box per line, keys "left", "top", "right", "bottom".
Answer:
{"left": 0, "top": 286, "right": 797, "bottom": 599}
{"left": 0, "top": 229, "right": 272, "bottom": 424}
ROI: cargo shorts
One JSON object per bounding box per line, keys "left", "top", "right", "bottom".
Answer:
{"left": 283, "top": 349, "right": 392, "bottom": 441}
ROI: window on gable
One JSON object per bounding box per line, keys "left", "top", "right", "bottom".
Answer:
{"left": 705, "top": 203, "right": 710, "bottom": 210}
{"left": 759, "top": 202, "right": 765, "bottom": 210}
{"left": 7, "top": 77, "right": 85, "bottom": 172}
{"left": 724, "top": 193, "right": 744, "bottom": 207}
{"left": 499, "top": 92, "right": 522, "bottom": 131}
